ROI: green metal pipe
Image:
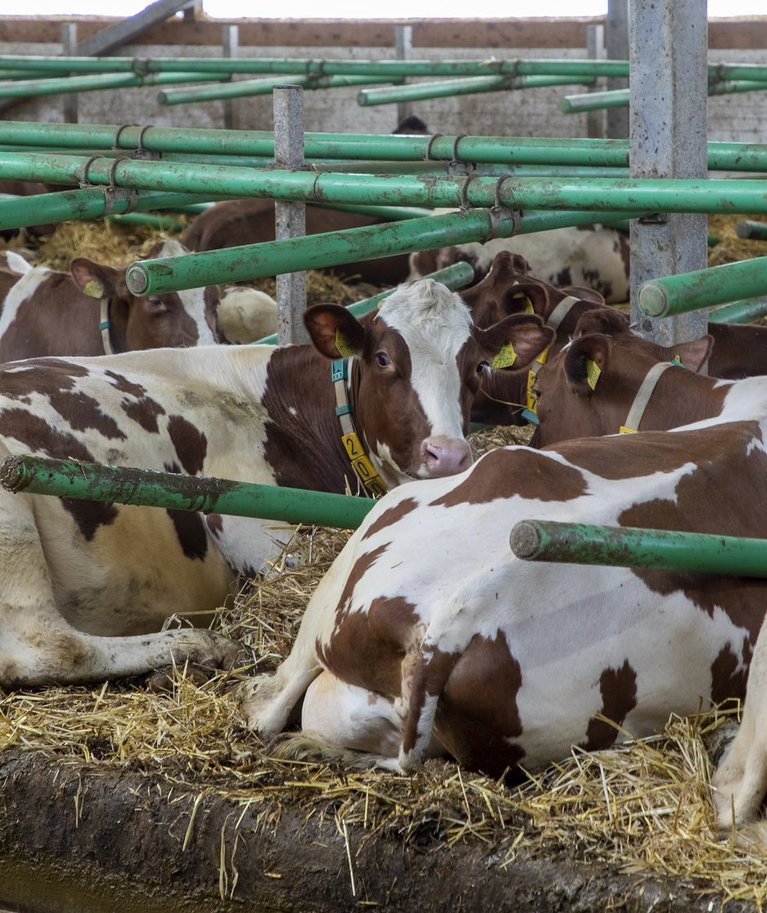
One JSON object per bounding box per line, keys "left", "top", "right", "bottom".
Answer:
{"left": 357, "top": 74, "right": 595, "bottom": 107}
{"left": 125, "top": 207, "right": 647, "bottom": 296}
{"left": 159, "top": 74, "right": 399, "bottom": 106}
{"left": 3, "top": 153, "right": 765, "bottom": 218}
{"left": 737, "top": 220, "right": 767, "bottom": 241}
{"left": 108, "top": 212, "right": 186, "bottom": 231}
{"left": 4, "top": 122, "right": 767, "bottom": 173}
{"left": 509, "top": 519, "right": 767, "bottom": 578}
{"left": 0, "top": 455, "right": 373, "bottom": 530}
{"left": 0, "top": 71, "right": 225, "bottom": 99}
{"left": 0, "top": 186, "right": 236, "bottom": 232}
{"left": 707, "top": 298, "right": 767, "bottom": 324}
{"left": 252, "top": 261, "right": 476, "bottom": 346}
{"left": 318, "top": 202, "right": 435, "bottom": 221}
{"left": 562, "top": 80, "right": 767, "bottom": 113}
{"left": 639, "top": 257, "right": 767, "bottom": 319}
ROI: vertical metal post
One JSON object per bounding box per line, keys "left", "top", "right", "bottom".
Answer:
{"left": 61, "top": 23, "right": 78, "bottom": 125}
{"left": 395, "top": 25, "right": 413, "bottom": 127}
{"left": 586, "top": 24, "right": 605, "bottom": 140}
{"left": 605, "top": 0, "right": 629, "bottom": 139}
{"left": 273, "top": 85, "right": 308, "bottom": 346}
{"left": 222, "top": 24, "right": 239, "bottom": 131}
{"left": 629, "top": 0, "right": 709, "bottom": 350}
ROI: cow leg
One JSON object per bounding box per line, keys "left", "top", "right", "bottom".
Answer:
{"left": 712, "top": 628, "right": 767, "bottom": 829}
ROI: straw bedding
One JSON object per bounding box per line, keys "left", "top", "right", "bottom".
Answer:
{"left": 1, "top": 217, "right": 766, "bottom": 910}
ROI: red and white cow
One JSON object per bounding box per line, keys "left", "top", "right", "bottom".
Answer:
{"left": 240, "top": 320, "right": 767, "bottom": 799}
{"left": 0, "top": 250, "right": 32, "bottom": 307}
{"left": 409, "top": 223, "right": 631, "bottom": 304}
{"left": 0, "top": 240, "right": 224, "bottom": 361}
{"left": 0, "top": 278, "right": 553, "bottom": 688}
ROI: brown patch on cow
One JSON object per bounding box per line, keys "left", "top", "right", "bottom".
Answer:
{"left": 0, "top": 409, "right": 95, "bottom": 460}
{"left": 711, "top": 639, "right": 751, "bottom": 706}
{"left": 362, "top": 497, "right": 419, "bottom": 540}
{"left": 435, "top": 630, "right": 526, "bottom": 778}
{"left": 205, "top": 513, "right": 224, "bottom": 537}
{"left": 580, "top": 660, "right": 638, "bottom": 752}
{"left": 431, "top": 447, "right": 588, "bottom": 507}
{"left": 1, "top": 360, "right": 88, "bottom": 403}
{"left": 554, "top": 267, "right": 573, "bottom": 287}
{"left": 104, "top": 371, "right": 150, "bottom": 400}
{"left": 204, "top": 286, "right": 225, "bottom": 342}
{"left": 401, "top": 642, "right": 460, "bottom": 756}
{"left": 318, "top": 593, "right": 420, "bottom": 699}
{"left": 121, "top": 398, "right": 165, "bottom": 434}
{"left": 333, "top": 543, "right": 390, "bottom": 622}
{"left": 167, "top": 415, "right": 207, "bottom": 475}
{"left": 166, "top": 508, "right": 208, "bottom": 561}
{"left": 62, "top": 498, "right": 119, "bottom": 541}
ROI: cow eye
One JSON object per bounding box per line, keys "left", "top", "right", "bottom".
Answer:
{"left": 376, "top": 352, "right": 391, "bottom": 368}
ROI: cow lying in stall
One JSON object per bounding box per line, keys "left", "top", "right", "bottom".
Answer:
{"left": 408, "top": 223, "right": 631, "bottom": 304}
{"left": 0, "top": 278, "right": 553, "bottom": 688}
{"left": 240, "top": 310, "right": 767, "bottom": 842}
{"left": 0, "top": 240, "right": 224, "bottom": 360}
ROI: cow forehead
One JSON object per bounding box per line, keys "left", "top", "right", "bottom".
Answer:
{"left": 375, "top": 282, "right": 473, "bottom": 359}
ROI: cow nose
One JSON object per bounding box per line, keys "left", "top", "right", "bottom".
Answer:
{"left": 422, "top": 436, "right": 473, "bottom": 477}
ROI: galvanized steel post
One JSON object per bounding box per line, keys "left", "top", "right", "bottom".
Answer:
{"left": 586, "top": 24, "right": 606, "bottom": 140}
{"left": 629, "top": 0, "right": 709, "bottom": 351}
{"left": 222, "top": 24, "right": 239, "bottom": 131}
{"left": 605, "top": 0, "right": 629, "bottom": 139}
{"left": 273, "top": 85, "right": 308, "bottom": 346}
{"left": 61, "top": 23, "right": 78, "bottom": 125}
{"left": 395, "top": 25, "right": 413, "bottom": 127}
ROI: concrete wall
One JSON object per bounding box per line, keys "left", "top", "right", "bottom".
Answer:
{"left": 0, "top": 16, "right": 766, "bottom": 144}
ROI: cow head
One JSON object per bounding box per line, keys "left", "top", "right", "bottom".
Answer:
{"left": 532, "top": 309, "right": 714, "bottom": 447}
{"left": 71, "top": 240, "right": 225, "bottom": 352}
{"left": 304, "top": 279, "right": 554, "bottom": 486}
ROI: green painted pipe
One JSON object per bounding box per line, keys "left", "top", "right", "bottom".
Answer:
{"left": 0, "top": 455, "right": 374, "bottom": 530}
{"left": 252, "top": 261, "right": 476, "bottom": 346}
{"left": 639, "top": 257, "right": 767, "bottom": 319}
{"left": 562, "top": 80, "right": 767, "bottom": 113}
{"left": 737, "top": 220, "right": 767, "bottom": 241}
{"left": 318, "top": 202, "right": 435, "bottom": 221}
{"left": 0, "top": 186, "right": 236, "bottom": 232}
{"left": 108, "top": 212, "right": 186, "bottom": 231}
{"left": 159, "top": 74, "right": 399, "bottom": 106}
{"left": 708, "top": 298, "right": 767, "bottom": 324}
{"left": 125, "top": 208, "right": 647, "bottom": 296}
{"left": 0, "top": 71, "right": 225, "bottom": 99}
{"left": 358, "top": 74, "right": 595, "bottom": 107}
{"left": 3, "top": 122, "right": 767, "bottom": 173}
{"left": 509, "top": 519, "right": 767, "bottom": 578}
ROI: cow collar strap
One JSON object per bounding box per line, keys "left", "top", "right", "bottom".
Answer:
{"left": 522, "top": 295, "right": 581, "bottom": 425}
{"left": 99, "top": 298, "right": 114, "bottom": 355}
{"left": 619, "top": 359, "right": 680, "bottom": 434}
{"left": 331, "top": 358, "right": 388, "bottom": 498}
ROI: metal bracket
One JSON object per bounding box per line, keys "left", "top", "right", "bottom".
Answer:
{"left": 637, "top": 212, "right": 669, "bottom": 224}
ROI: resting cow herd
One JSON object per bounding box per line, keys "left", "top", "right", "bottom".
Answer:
{"left": 2, "top": 224, "right": 767, "bottom": 841}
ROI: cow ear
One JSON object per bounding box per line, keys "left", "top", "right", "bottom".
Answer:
{"left": 501, "top": 283, "right": 550, "bottom": 318}
{"left": 572, "top": 307, "right": 629, "bottom": 338}
{"left": 661, "top": 334, "right": 713, "bottom": 373}
{"left": 408, "top": 248, "right": 438, "bottom": 279}
{"left": 564, "top": 334, "right": 611, "bottom": 395}
{"left": 476, "top": 314, "right": 555, "bottom": 371}
{"left": 70, "top": 259, "right": 119, "bottom": 299}
{"left": 304, "top": 304, "right": 366, "bottom": 359}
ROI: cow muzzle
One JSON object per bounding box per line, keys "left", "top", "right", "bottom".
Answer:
{"left": 420, "top": 436, "right": 472, "bottom": 478}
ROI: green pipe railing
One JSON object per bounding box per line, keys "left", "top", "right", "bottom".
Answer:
{"left": 0, "top": 455, "right": 374, "bottom": 530}
{"left": 159, "top": 74, "right": 400, "bottom": 106}
{"left": 708, "top": 298, "right": 767, "bottom": 324}
{"left": 125, "top": 208, "right": 647, "bottom": 296}
{"left": 561, "top": 79, "right": 767, "bottom": 113}
{"left": 108, "top": 212, "right": 187, "bottom": 232}
{"left": 509, "top": 519, "right": 767, "bottom": 578}
{"left": 0, "top": 71, "right": 225, "bottom": 99}
{"left": 639, "top": 256, "right": 767, "bottom": 319}
{"left": 2, "top": 153, "right": 766, "bottom": 218}
{"left": 357, "top": 74, "right": 595, "bottom": 107}
{"left": 251, "top": 260, "right": 476, "bottom": 346}
{"left": 737, "top": 220, "right": 767, "bottom": 241}
{"left": 4, "top": 122, "right": 767, "bottom": 172}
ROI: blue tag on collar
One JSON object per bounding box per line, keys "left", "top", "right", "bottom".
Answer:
{"left": 521, "top": 408, "right": 540, "bottom": 425}
{"left": 331, "top": 358, "right": 348, "bottom": 383}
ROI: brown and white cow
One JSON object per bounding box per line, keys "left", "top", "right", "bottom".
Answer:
{"left": 0, "top": 240, "right": 224, "bottom": 361}
{"left": 0, "top": 250, "right": 32, "bottom": 307}
{"left": 181, "top": 200, "right": 412, "bottom": 287}
{"left": 0, "top": 278, "right": 553, "bottom": 688}
{"left": 240, "top": 321, "right": 767, "bottom": 796}
{"left": 409, "top": 223, "right": 631, "bottom": 304}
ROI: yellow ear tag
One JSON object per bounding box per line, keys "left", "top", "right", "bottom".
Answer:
{"left": 671, "top": 354, "right": 683, "bottom": 366}
{"left": 83, "top": 278, "right": 104, "bottom": 299}
{"left": 492, "top": 343, "right": 517, "bottom": 370}
{"left": 586, "top": 358, "right": 602, "bottom": 391}
{"left": 523, "top": 296, "right": 534, "bottom": 315}
{"left": 335, "top": 330, "right": 356, "bottom": 358}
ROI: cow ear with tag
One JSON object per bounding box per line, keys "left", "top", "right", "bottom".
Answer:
{"left": 476, "top": 313, "right": 554, "bottom": 371}
{"left": 564, "top": 334, "right": 611, "bottom": 396}
{"left": 304, "top": 304, "right": 366, "bottom": 359}
{"left": 501, "top": 282, "right": 550, "bottom": 319}
{"left": 70, "top": 259, "right": 120, "bottom": 300}
{"left": 659, "top": 334, "right": 714, "bottom": 374}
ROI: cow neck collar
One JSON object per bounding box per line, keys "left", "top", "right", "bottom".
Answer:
{"left": 99, "top": 298, "right": 114, "bottom": 355}
{"left": 331, "top": 357, "right": 389, "bottom": 498}
{"left": 522, "top": 295, "right": 581, "bottom": 424}
{"left": 618, "top": 359, "right": 680, "bottom": 434}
